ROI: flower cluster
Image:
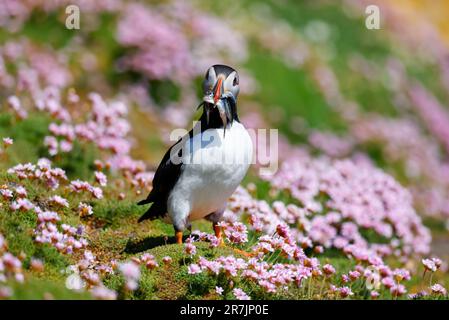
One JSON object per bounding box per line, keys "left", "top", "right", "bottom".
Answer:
{"left": 0, "top": 234, "right": 25, "bottom": 298}
{"left": 117, "top": 1, "right": 247, "bottom": 82}
{"left": 259, "top": 154, "right": 431, "bottom": 257}
{"left": 7, "top": 158, "right": 67, "bottom": 190}
{"left": 70, "top": 180, "right": 103, "bottom": 199}
{"left": 119, "top": 261, "right": 141, "bottom": 291}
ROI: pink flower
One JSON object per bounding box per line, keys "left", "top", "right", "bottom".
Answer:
{"left": 431, "top": 284, "right": 447, "bottom": 296}
{"left": 422, "top": 258, "right": 438, "bottom": 272}
{"left": 91, "top": 285, "right": 117, "bottom": 300}
{"left": 0, "top": 234, "right": 6, "bottom": 251}
{"left": 94, "top": 171, "right": 108, "bottom": 187}
{"left": 90, "top": 187, "right": 103, "bottom": 199}
{"left": 44, "top": 136, "right": 58, "bottom": 156}
{"left": 162, "top": 256, "right": 172, "bottom": 264}
{"left": 48, "top": 195, "right": 69, "bottom": 208}
{"left": 382, "top": 277, "right": 395, "bottom": 289}
{"left": 188, "top": 264, "right": 202, "bottom": 275}
{"left": 276, "top": 224, "right": 289, "bottom": 238}
{"left": 322, "top": 264, "right": 336, "bottom": 276}
{"left": 0, "top": 286, "right": 13, "bottom": 299}
{"left": 2, "top": 137, "right": 13, "bottom": 148}
{"left": 140, "top": 253, "right": 159, "bottom": 270}
{"left": 37, "top": 211, "right": 60, "bottom": 223}
{"left": 390, "top": 284, "right": 406, "bottom": 297}
{"left": 14, "top": 186, "right": 27, "bottom": 198}
{"left": 233, "top": 288, "right": 251, "bottom": 300}
{"left": 370, "top": 291, "right": 380, "bottom": 299}
{"left": 349, "top": 270, "right": 361, "bottom": 281}
{"left": 184, "top": 243, "right": 197, "bottom": 256}
{"left": 30, "top": 259, "right": 44, "bottom": 272}
{"left": 408, "top": 291, "right": 428, "bottom": 299}
{"left": 393, "top": 268, "right": 411, "bottom": 282}
{"left": 10, "top": 198, "right": 34, "bottom": 211}
{"left": 219, "top": 221, "right": 248, "bottom": 244}
{"left": 215, "top": 286, "right": 224, "bottom": 295}
{"left": 119, "top": 261, "right": 141, "bottom": 291}
{"left": 339, "top": 286, "right": 354, "bottom": 298}
{"left": 70, "top": 180, "right": 103, "bottom": 199}
{"left": 78, "top": 202, "right": 93, "bottom": 217}
{"left": 0, "top": 188, "right": 13, "bottom": 200}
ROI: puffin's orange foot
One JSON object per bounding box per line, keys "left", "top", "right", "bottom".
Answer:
{"left": 212, "top": 223, "right": 253, "bottom": 257}
{"left": 232, "top": 248, "right": 254, "bottom": 258}
{"left": 213, "top": 223, "right": 224, "bottom": 245}
{"left": 176, "top": 231, "right": 183, "bottom": 244}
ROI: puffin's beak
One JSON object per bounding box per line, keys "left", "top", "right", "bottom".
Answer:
{"left": 213, "top": 78, "right": 223, "bottom": 104}
{"left": 200, "top": 77, "right": 227, "bottom": 131}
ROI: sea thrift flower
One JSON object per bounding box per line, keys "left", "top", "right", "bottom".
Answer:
{"left": 0, "top": 234, "right": 6, "bottom": 252}
{"left": 393, "top": 268, "right": 411, "bottom": 282}
{"left": 10, "top": 198, "right": 34, "bottom": 211}
{"left": 14, "top": 186, "right": 27, "bottom": 198}
{"left": 339, "top": 287, "right": 354, "bottom": 298}
{"left": 119, "top": 261, "right": 141, "bottom": 291}
{"left": 431, "top": 284, "right": 447, "bottom": 296}
{"left": 349, "top": 270, "right": 361, "bottom": 281}
{"left": 78, "top": 202, "right": 93, "bottom": 217}
{"left": 370, "top": 291, "right": 380, "bottom": 299}
{"left": 0, "top": 188, "right": 13, "bottom": 200}
{"left": 188, "top": 264, "right": 201, "bottom": 275}
{"left": 422, "top": 258, "right": 438, "bottom": 272}
{"left": 94, "top": 160, "right": 104, "bottom": 171}
{"left": 390, "top": 284, "right": 407, "bottom": 297}
{"left": 184, "top": 243, "right": 197, "bottom": 256}
{"left": 140, "top": 253, "right": 158, "bottom": 270}
{"left": 215, "top": 286, "right": 224, "bottom": 295}
{"left": 162, "top": 256, "right": 172, "bottom": 264}
{"left": 7, "top": 95, "right": 27, "bottom": 119}
{"left": 0, "top": 287, "right": 13, "bottom": 299}
{"left": 382, "top": 277, "right": 395, "bottom": 289}
{"left": 70, "top": 180, "right": 103, "bottom": 199}
{"left": 408, "top": 291, "right": 428, "bottom": 299}
{"left": 314, "top": 245, "right": 324, "bottom": 254}
{"left": 322, "top": 264, "right": 336, "bottom": 276}
{"left": 233, "top": 288, "right": 251, "bottom": 300}
{"left": 3, "top": 137, "right": 13, "bottom": 148}
{"left": 30, "top": 259, "right": 44, "bottom": 272}
{"left": 48, "top": 195, "right": 69, "bottom": 208}
{"left": 94, "top": 171, "right": 107, "bottom": 187}
{"left": 91, "top": 285, "right": 117, "bottom": 300}
{"left": 44, "top": 136, "right": 59, "bottom": 156}
{"left": 219, "top": 221, "right": 248, "bottom": 244}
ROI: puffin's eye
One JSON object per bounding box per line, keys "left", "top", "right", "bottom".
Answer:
{"left": 233, "top": 76, "right": 239, "bottom": 86}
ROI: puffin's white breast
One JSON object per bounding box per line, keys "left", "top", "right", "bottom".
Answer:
{"left": 168, "top": 122, "right": 253, "bottom": 222}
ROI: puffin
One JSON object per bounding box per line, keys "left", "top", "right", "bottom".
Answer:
{"left": 137, "top": 64, "right": 253, "bottom": 244}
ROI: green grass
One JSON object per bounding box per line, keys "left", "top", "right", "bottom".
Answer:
{"left": 246, "top": 44, "right": 347, "bottom": 142}
{"left": 0, "top": 114, "right": 51, "bottom": 166}
{"left": 9, "top": 277, "right": 92, "bottom": 300}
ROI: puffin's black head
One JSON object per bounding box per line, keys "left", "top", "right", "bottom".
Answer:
{"left": 198, "top": 64, "right": 240, "bottom": 134}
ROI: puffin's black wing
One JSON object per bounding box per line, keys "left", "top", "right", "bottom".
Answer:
{"left": 137, "top": 138, "right": 185, "bottom": 222}
{"left": 137, "top": 109, "right": 222, "bottom": 222}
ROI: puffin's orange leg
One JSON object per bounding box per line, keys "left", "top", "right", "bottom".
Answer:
{"left": 213, "top": 222, "right": 253, "bottom": 257}
{"left": 176, "top": 231, "right": 183, "bottom": 244}
{"left": 213, "top": 223, "right": 223, "bottom": 244}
